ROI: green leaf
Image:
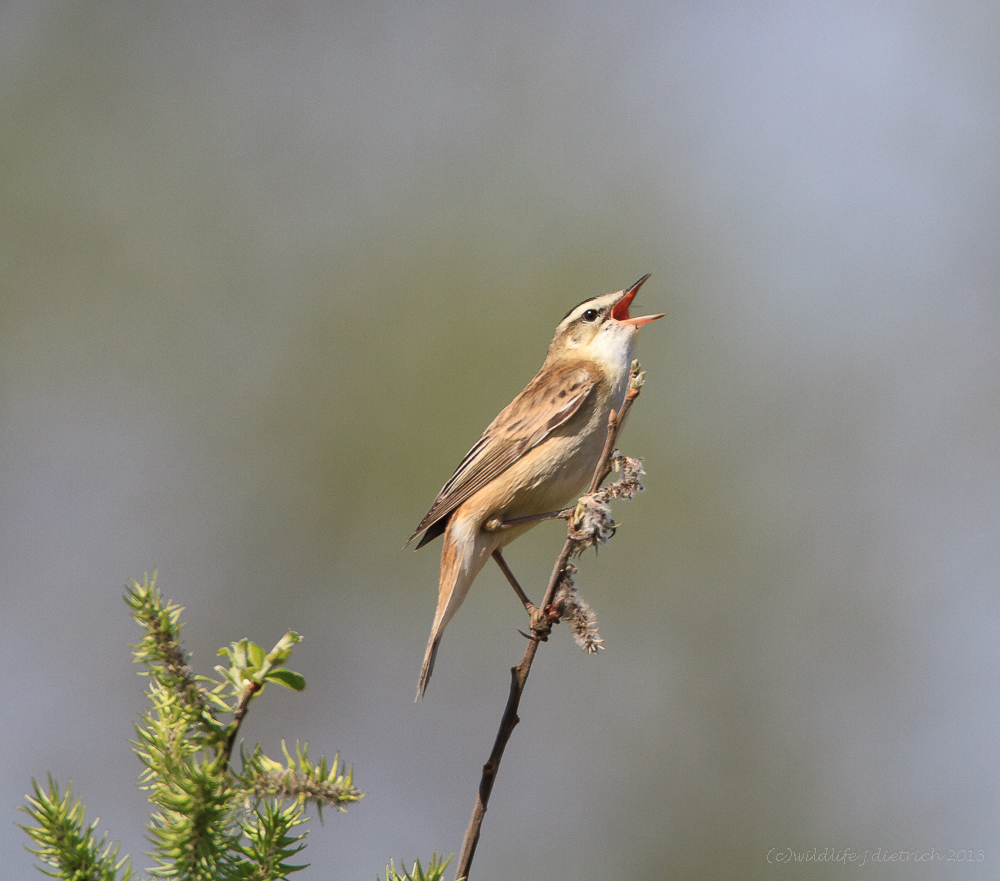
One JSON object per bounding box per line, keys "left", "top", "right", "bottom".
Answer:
{"left": 233, "top": 638, "right": 250, "bottom": 669}
{"left": 247, "top": 641, "right": 266, "bottom": 669}
{"left": 265, "top": 631, "right": 302, "bottom": 668}
{"left": 264, "top": 669, "right": 306, "bottom": 691}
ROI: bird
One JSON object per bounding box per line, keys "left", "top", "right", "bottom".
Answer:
{"left": 408, "top": 275, "right": 664, "bottom": 699}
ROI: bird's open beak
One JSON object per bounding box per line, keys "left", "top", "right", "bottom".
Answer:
{"left": 611, "top": 274, "right": 665, "bottom": 327}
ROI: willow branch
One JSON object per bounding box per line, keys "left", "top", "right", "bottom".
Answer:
{"left": 454, "top": 361, "right": 645, "bottom": 880}
{"left": 221, "top": 681, "right": 260, "bottom": 769}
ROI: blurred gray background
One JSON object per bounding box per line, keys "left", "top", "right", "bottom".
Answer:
{"left": 3, "top": 1, "right": 998, "bottom": 879}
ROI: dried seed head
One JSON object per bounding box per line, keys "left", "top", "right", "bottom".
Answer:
{"left": 568, "top": 493, "right": 616, "bottom": 553}
{"left": 553, "top": 580, "right": 605, "bottom": 654}
{"left": 607, "top": 453, "right": 645, "bottom": 500}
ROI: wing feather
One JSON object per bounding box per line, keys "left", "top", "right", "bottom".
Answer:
{"left": 408, "top": 363, "right": 596, "bottom": 546}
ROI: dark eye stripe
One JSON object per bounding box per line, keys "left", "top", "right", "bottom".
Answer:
{"left": 562, "top": 296, "right": 600, "bottom": 321}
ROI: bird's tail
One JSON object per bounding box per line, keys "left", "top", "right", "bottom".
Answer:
{"left": 415, "top": 517, "right": 494, "bottom": 700}
{"left": 415, "top": 633, "right": 441, "bottom": 701}
{"left": 414, "top": 572, "right": 462, "bottom": 700}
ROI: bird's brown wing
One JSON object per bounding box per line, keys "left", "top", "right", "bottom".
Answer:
{"left": 408, "top": 363, "right": 596, "bottom": 547}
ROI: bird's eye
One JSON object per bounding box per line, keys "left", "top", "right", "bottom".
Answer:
{"left": 582, "top": 309, "right": 599, "bottom": 322}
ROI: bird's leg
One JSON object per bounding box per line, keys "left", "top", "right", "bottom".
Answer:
{"left": 491, "top": 549, "right": 557, "bottom": 641}
{"left": 484, "top": 506, "right": 574, "bottom": 531}
{"left": 491, "top": 549, "right": 535, "bottom": 613}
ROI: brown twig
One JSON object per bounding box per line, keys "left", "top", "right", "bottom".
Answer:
{"left": 222, "top": 680, "right": 260, "bottom": 768}
{"left": 454, "top": 362, "right": 645, "bottom": 880}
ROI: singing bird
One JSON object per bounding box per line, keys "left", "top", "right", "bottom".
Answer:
{"left": 409, "top": 275, "right": 664, "bottom": 698}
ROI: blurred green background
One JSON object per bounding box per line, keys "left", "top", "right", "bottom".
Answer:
{"left": 3, "top": 2, "right": 998, "bottom": 879}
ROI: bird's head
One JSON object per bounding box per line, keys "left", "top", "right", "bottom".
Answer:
{"left": 546, "top": 274, "right": 664, "bottom": 369}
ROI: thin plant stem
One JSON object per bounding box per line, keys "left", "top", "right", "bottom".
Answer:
{"left": 454, "top": 365, "right": 643, "bottom": 880}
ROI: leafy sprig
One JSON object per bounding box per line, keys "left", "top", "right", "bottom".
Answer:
{"left": 21, "top": 571, "right": 431, "bottom": 881}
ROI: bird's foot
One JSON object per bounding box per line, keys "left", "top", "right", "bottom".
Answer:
{"left": 527, "top": 602, "right": 562, "bottom": 641}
